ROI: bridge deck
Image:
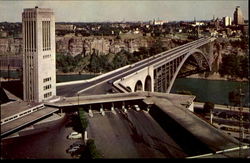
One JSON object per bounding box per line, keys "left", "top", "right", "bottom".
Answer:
{"left": 1, "top": 107, "right": 58, "bottom": 137}
{"left": 48, "top": 92, "right": 147, "bottom": 107}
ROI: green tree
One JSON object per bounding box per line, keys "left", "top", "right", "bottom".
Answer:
{"left": 56, "top": 53, "right": 79, "bottom": 73}
{"left": 149, "top": 39, "right": 166, "bottom": 55}
{"left": 219, "top": 53, "right": 241, "bottom": 79}
{"left": 81, "top": 139, "right": 102, "bottom": 159}
{"left": 112, "top": 53, "right": 129, "bottom": 69}
{"left": 89, "top": 51, "right": 100, "bottom": 73}
{"left": 239, "top": 55, "right": 249, "bottom": 79}
{"left": 79, "top": 108, "right": 89, "bottom": 131}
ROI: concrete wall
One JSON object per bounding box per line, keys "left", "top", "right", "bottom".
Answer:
{"left": 118, "top": 65, "right": 154, "bottom": 92}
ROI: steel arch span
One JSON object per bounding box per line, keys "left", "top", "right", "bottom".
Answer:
{"left": 166, "top": 49, "right": 211, "bottom": 93}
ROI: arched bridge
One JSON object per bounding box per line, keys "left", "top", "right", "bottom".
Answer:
{"left": 57, "top": 37, "right": 216, "bottom": 96}
{"left": 112, "top": 37, "right": 215, "bottom": 94}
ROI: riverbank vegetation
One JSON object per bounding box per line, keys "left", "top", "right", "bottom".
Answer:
{"left": 56, "top": 39, "right": 181, "bottom": 74}
{"left": 56, "top": 36, "right": 249, "bottom": 83}
{"left": 219, "top": 53, "right": 249, "bottom": 80}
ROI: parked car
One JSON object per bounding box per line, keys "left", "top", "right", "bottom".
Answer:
{"left": 67, "top": 146, "right": 80, "bottom": 153}
{"left": 67, "top": 132, "right": 82, "bottom": 139}
{"left": 70, "top": 142, "right": 83, "bottom": 149}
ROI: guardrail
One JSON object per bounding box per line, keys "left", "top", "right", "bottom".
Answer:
{"left": 186, "top": 145, "right": 249, "bottom": 158}
{"left": 56, "top": 65, "right": 131, "bottom": 87}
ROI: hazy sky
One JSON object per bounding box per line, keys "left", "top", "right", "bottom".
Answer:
{"left": 0, "top": 0, "right": 248, "bottom": 22}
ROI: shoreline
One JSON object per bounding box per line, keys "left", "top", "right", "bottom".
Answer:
{"left": 186, "top": 73, "right": 249, "bottom": 82}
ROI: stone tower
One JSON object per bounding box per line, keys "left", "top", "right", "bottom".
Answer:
{"left": 22, "top": 7, "right": 56, "bottom": 102}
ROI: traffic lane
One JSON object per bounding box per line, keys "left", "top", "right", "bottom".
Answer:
{"left": 79, "top": 82, "right": 114, "bottom": 95}
{"left": 56, "top": 66, "right": 132, "bottom": 97}
{"left": 87, "top": 109, "right": 187, "bottom": 158}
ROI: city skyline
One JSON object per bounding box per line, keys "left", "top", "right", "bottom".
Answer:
{"left": 0, "top": 0, "right": 248, "bottom": 22}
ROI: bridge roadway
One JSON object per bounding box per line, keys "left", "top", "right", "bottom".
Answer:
{"left": 47, "top": 92, "right": 242, "bottom": 153}
{"left": 57, "top": 37, "right": 213, "bottom": 96}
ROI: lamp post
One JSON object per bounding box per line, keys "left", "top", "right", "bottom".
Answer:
{"left": 147, "top": 49, "right": 150, "bottom": 97}
{"left": 238, "top": 84, "right": 245, "bottom": 158}
{"left": 78, "top": 93, "right": 79, "bottom": 108}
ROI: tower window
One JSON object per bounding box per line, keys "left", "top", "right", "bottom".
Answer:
{"left": 42, "top": 21, "right": 51, "bottom": 51}
{"left": 43, "top": 77, "right": 51, "bottom": 83}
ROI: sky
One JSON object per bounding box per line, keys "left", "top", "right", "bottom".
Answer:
{"left": 0, "top": 0, "right": 248, "bottom": 22}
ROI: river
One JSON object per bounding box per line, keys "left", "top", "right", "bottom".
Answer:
{"left": 171, "top": 78, "right": 249, "bottom": 107}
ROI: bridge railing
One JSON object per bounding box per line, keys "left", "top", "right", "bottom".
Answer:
{"left": 56, "top": 65, "right": 131, "bottom": 87}
{"left": 1, "top": 104, "right": 45, "bottom": 125}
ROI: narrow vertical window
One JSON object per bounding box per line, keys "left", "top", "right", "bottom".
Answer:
{"left": 42, "top": 21, "right": 45, "bottom": 50}
{"left": 34, "top": 21, "right": 36, "bottom": 51}
{"left": 48, "top": 21, "right": 51, "bottom": 50}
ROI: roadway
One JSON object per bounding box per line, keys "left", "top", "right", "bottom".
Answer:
{"left": 57, "top": 37, "right": 213, "bottom": 97}
{"left": 194, "top": 102, "right": 250, "bottom": 115}
{"left": 48, "top": 91, "right": 243, "bottom": 153}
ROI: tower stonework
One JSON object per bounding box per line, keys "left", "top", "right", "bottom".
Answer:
{"left": 22, "top": 7, "right": 56, "bottom": 102}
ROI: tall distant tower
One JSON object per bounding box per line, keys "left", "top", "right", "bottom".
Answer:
{"left": 233, "top": 6, "right": 244, "bottom": 25}
{"left": 222, "top": 16, "right": 232, "bottom": 27}
{"left": 22, "top": 7, "right": 56, "bottom": 102}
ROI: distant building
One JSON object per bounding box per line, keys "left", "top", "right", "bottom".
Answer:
{"left": 191, "top": 22, "right": 205, "bottom": 27}
{"left": 55, "top": 24, "right": 76, "bottom": 31}
{"left": 233, "top": 6, "right": 244, "bottom": 25}
{"left": 150, "top": 19, "right": 167, "bottom": 26}
{"left": 222, "top": 16, "right": 232, "bottom": 27}
{"left": 22, "top": 7, "right": 56, "bottom": 102}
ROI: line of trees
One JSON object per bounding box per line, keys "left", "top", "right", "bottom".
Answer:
{"left": 56, "top": 39, "right": 170, "bottom": 74}
{"left": 219, "top": 53, "right": 249, "bottom": 80}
